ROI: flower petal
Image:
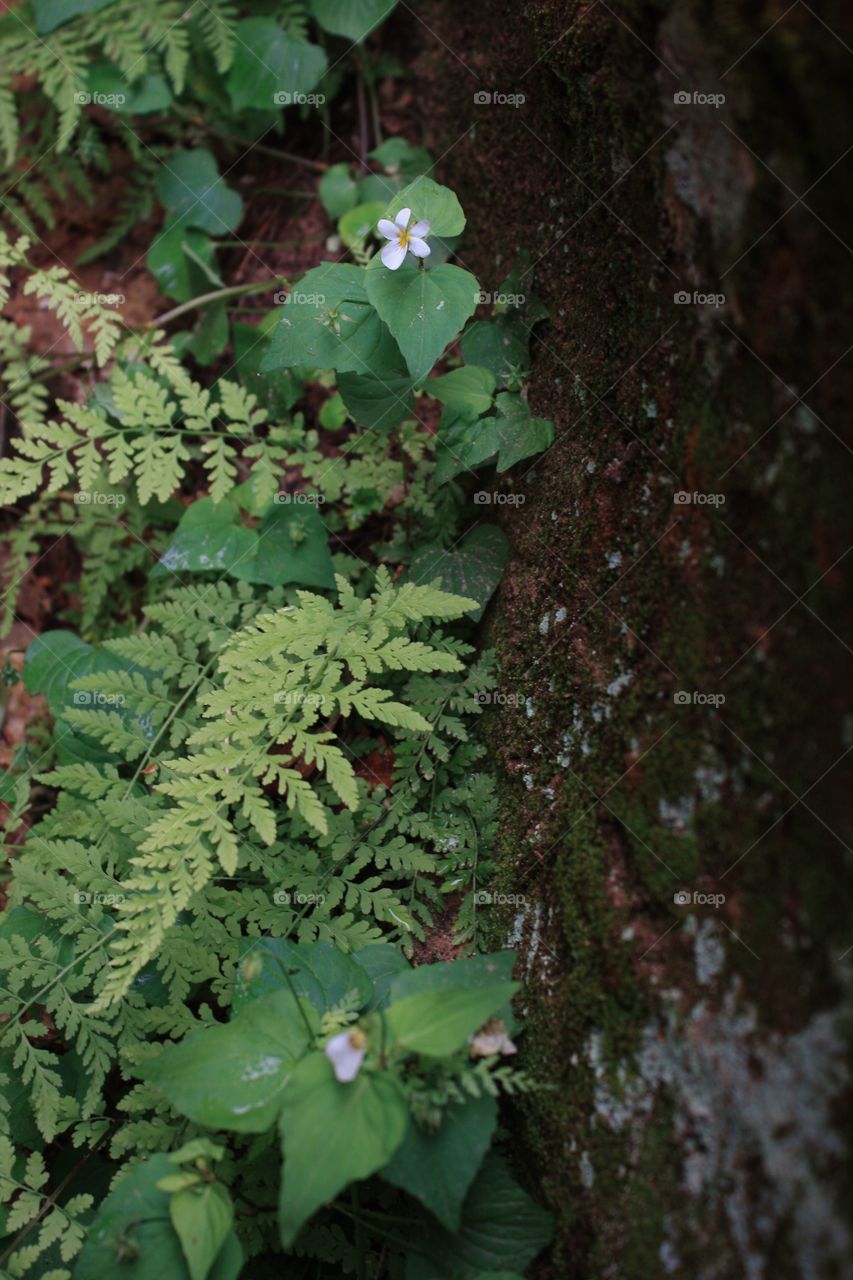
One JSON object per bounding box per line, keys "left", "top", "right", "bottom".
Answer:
{"left": 409, "top": 219, "right": 430, "bottom": 238}
{"left": 380, "top": 240, "right": 408, "bottom": 270}
{"left": 407, "top": 237, "right": 431, "bottom": 258}
{"left": 394, "top": 207, "right": 412, "bottom": 230}
{"left": 377, "top": 218, "right": 398, "bottom": 240}
{"left": 325, "top": 1031, "right": 366, "bottom": 1083}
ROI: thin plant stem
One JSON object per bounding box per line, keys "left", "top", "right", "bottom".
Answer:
{"left": 147, "top": 278, "right": 290, "bottom": 329}
{"left": 172, "top": 107, "right": 328, "bottom": 172}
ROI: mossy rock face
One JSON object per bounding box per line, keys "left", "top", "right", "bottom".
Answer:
{"left": 411, "top": 0, "right": 852, "bottom": 1275}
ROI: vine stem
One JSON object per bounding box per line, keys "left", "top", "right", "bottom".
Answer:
{"left": 146, "top": 277, "right": 290, "bottom": 329}
{"left": 171, "top": 108, "right": 329, "bottom": 172}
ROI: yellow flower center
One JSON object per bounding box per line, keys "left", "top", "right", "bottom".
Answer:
{"left": 397, "top": 228, "right": 410, "bottom": 248}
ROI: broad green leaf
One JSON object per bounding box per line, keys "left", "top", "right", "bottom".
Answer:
{"left": 232, "top": 318, "right": 302, "bottom": 419}
{"left": 23, "top": 631, "right": 149, "bottom": 766}
{"left": 75, "top": 1155, "right": 244, "bottom": 1280}
{"left": 338, "top": 367, "right": 415, "bottom": 431}
{"left": 33, "top": 0, "right": 115, "bottom": 33}
{"left": 230, "top": 469, "right": 280, "bottom": 517}
{"left": 278, "top": 1052, "right": 407, "bottom": 1245}
{"left": 470, "top": 392, "right": 554, "bottom": 473}
{"left": 138, "top": 990, "right": 318, "bottom": 1133}
{"left": 310, "top": 0, "right": 397, "bottom": 42}
{"left": 187, "top": 300, "right": 229, "bottom": 366}
{"left": 146, "top": 221, "right": 217, "bottom": 303}
{"left": 227, "top": 19, "right": 328, "bottom": 113}
{"left": 460, "top": 317, "right": 529, "bottom": 387}
{"left": 339, "top": 200, "right": 385, "bottom": 250}
{"left": 408, "top": 526, "right": 509, "bottom": 622}
{"left": 233, "top": 939, "right": 373, "bottom": 1015}
{"left": 366, "top": 257, "right": 479, "bottom": 385}
{"left": 156, "top": 149, "right": 243, "bottom": 235}
{"left": 319, "top": 163, "right": 360, "bottom": 218}
{"left": 351, "top": 943, "right": 410, "bottom": 1010}
{"left": 433, "top": 403, "right": 483, "bottom": 485}
{"left": 0, "top": 1047, "right": 41, "bottom": 1148}
{"left": 88, "top": 62, "right": 171, "bottom": 113}
{"left": 152, "top": 499, "right": 256, "bottom": 577}
{"left": 231, "top": 500, "right": 335, "bottom": 589}
{"left": 171, "top": 1182, "right": 233, "bottom": 1280}
{"left": 383, "top": 1094, "right": 497, "bottom": 1230}
{"left": 404, "top": 1153, "right": 553, "bottom": 1280}
{"left": 261, "top": 263, "right": 400, "bottom": 376}
{"left": 428, "top": 366, "right": 495, "bottom": 417}
{"left": 318, "top": 390, "right": 348, "bottom": 430}
{"left": 370, "top": 138, "right": 433, "bottom": 182}
{"left": 389, "top": 952, "right": 517, "bottom": 1000}
{"left": 386, "top": 983, "right": 518, "bottom": 1057}
{"left": 358, "top": 171, "right": 401, "bottom": 204}
{"left": 383, "top": 177, "right": 465, "bottom": 238}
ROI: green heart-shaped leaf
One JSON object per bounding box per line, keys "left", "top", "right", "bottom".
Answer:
{"left": 227, "top": 19, "right": 327, "bottom": 112}
{"left": 138, "top": 990, "right": 318, "bottom": 1133}
{"left": 310, "top": 0, "right": 397, "bottom": 42}
{"left": 278, "top": 1052, "right": 408, "bottom": 1245}
{"left": 383, "top": 1094, "right": 497, "bottom": 1230}
{"left": 408, "top": 526, "right": 509, "bottom": 621}
{"left": 262, "top": 263, "right": 399, "bottom": 375}
{"left": 156, "top": 149, "right": 243, "bottom": 235}
{"left": 382, "top": 177, "right": 465, "bottom": 238}
{"left": 366, "top": 257, "right": 479, "bottom": 385}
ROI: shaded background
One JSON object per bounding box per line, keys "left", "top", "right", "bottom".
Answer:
{"left": 405, "top": 1, "right": 853, "bottom": 1275}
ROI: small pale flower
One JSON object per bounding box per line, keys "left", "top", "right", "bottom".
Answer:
{"left": 469, "top": 1018, "right": 517, "bottom": 1058}
{"left": 377, "top": 208, "right": 431, "bottom": 270}
{"left": 325, "top": 1028, "right": 367, "bottom": 1082}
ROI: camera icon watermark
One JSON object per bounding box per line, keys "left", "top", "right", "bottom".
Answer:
{"left": 274, "top": 91, "right": 326, "bottom": 107}
{"left": 74, "top": 91, "right": 127, "bottom": 108}
{"left": 72, "top": 690, "right": 126, "bottom": 707}
{"left": 273, "top": 889, "right": 326, "bottom": 906}
{"left": 273, "top": 691, "right": 324, "bottom": 707}
{"left": 672, "top": 690, "right": 725, "bottom": 707}
{"left": 673, "top": 491, "right": 725, "bottom": 507}
{"left": 474, "top": 90, "right": 525, "bottom": 107}
{"left": 674, "top": 290, "right": 726, "bottom": 308}
{"left": 73, "top": 889, "right": 126, "bottom": 906}
{"left": 73, "top": 490, "right": 126, "bottom": 506}
{"left": 473, "top": 890, "right": 527, "bottom": 906}
{"left": 273, "top": 491, "right": 325, "bottom": 505}
{"left": 673, "top": 888, "right": 725, "bottom": 908}
{"left": 673, "top": 90, "right": 725, "bottom": 108}
{"left": 74, "top": 290, "right": 125, "bottom": 306}
{"left": 477, "top": 290, "right": 526, "bottom": 307}
{"left": 473, "top": 691, "right": 524, "bottom": 707}
{"left": 473, "top": 491, "right": 526, "bottom": 506}
{"left": 274, "top": 289, "right": 326, "bottom": 305}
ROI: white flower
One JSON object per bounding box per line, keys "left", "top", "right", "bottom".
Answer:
{"left": 469, "top": 1018, "right": 517, "bottom": 1058}
{"left": 377, "top": 208, "right": 431, "bottom": 270}
{"left": 325, "top": 1028, "right": 367, "bottom": 1082}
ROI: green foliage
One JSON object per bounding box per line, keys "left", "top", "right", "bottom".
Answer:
{"left": 409, "top": 527, "right": 510, "bottom": 623}
{"left": 0, "top": 322, "right": 277, "bottom": 506}
{"left": 311, "top": 0, "right": 398, "bottom": 42}
{"left": 132, "top": 941, "right": 539, "bottom": 1258}
{"left": 0, "top": 86, "right": 558, "bottom": 1272}
{"left": 226, "top": 18, "right": 327, "bottom": 113}
{"left": 366, "top": 257, "right": 480, "bottom": 385}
